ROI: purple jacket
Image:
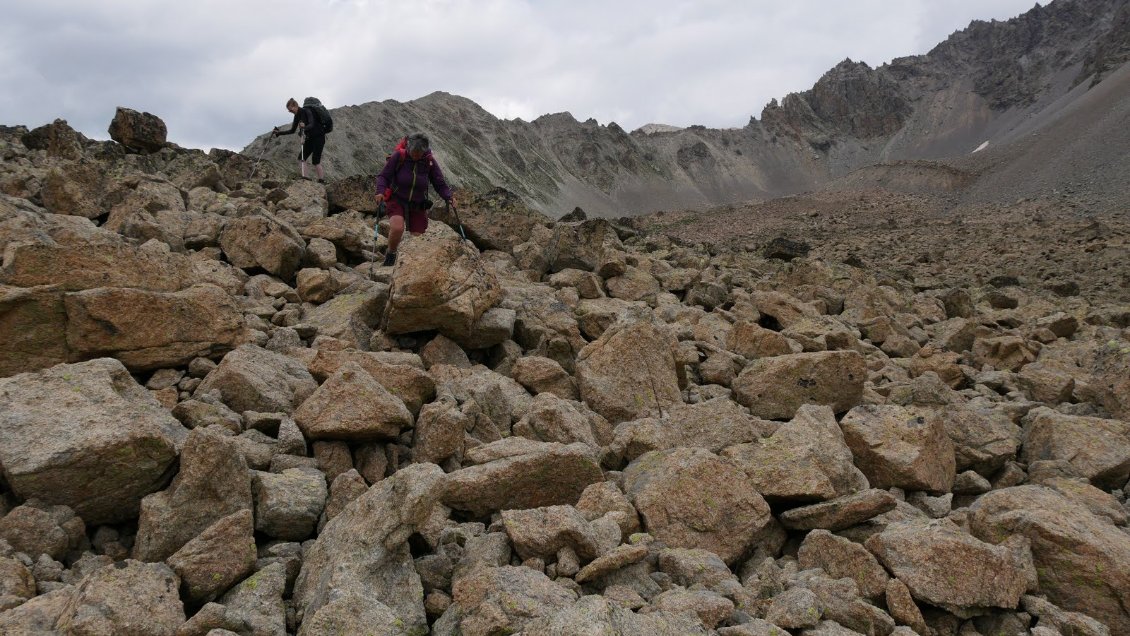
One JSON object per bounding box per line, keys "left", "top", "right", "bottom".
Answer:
{"left": 375, "top": 151, "right": 453, "bottom": 203}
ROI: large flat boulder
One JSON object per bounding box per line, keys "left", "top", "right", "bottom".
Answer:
{"left": 64, "top": 283, "right": 245, "bottom": 371}
{"left": 732, "top": 350, "right": 866, "bottom": 420}
{"left": 442, "top": 439, "right": 604, "bottom": 517}
{"left": 0, "top": 358, "right": 187, "bottom": 524}
{"left": 384, "top": 235, "right": 502, "bottom": 342}
{"left": 576, "top": 319, "right": 682, "bottom": 424}
{"left": 0, "top": 240, "right": 192, "bottom": 292}
{"left": 294, "top": 463, "right": 445, "bottom": 636}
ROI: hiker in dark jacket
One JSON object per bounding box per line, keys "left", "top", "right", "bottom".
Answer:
{"left": 374, "top": 133, "right": 453, "bottom": 266}
{"left": 272, "top": 98, "right": 326, "bottom": 183}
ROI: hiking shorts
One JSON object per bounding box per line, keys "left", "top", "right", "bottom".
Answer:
{"left": 300, "top": 133, "right": 325, "bottom": 165}
{"left": 387, "top": 199, "right": 429, "bottom": 234}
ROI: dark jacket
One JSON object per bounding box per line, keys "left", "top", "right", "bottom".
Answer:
{"left": 375, "top": 151, "right": 453, "bottom": 203}
{"left": 277, "top": 107, "right": 324, "bottom": 137}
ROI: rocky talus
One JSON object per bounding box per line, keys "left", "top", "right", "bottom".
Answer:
{"left": 1, "top": 114, "right": 1129, "bottom": 636}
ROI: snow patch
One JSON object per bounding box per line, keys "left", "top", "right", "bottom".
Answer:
{"left": 972, "top": 141, "right": 990, "bottom": 153}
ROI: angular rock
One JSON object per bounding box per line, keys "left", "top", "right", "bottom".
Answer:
{"left": 841, "top": 405, "right": 956, "bottom": 493}
{"left": 294, "top": 463, "right": 445, "bottom": 635}
{"left": 866, "top": 520, "right": 1031, "bottom": 615}
{"left": 448, "top": 565, "right": 577, "bottom": 636}
{"left": 609, "top": 397, "right": 776, "bottom": 463}
{"left": 55, "top": 560, "right": 184, "bottom": 635}
{"left": 0, "top": 284, "right": 69, "bottom": 377}
{"left": 0, "top": 358, "right": 186, "bottom": 524}
{"left": 195, "top": 344, "right": 318, "bottom": 414}
{"left": 779, "top": 489, "right": 897, "bottom": 531}
{"left": 220, "top": 214, "right": 306, "bottom": 280}
{"left": 970, "top": 486, "right": 1130, "bottom": 634}
{"left": 220, "top": 562, "right": 288, "bottom": 636}
{"left": 624, "top": 447, "right": 772, "bottom": 565}
{"left": 766, "top": 587, "right": 823, "bottom": 629}
{"left": 512, "top": 392, "right": 613, "bottom": 449}
{"left": 297, "top": 593, "right": 404, "bottom": 636}
{"left": 501, "top": 505, "right": 600, "bottom": 561}
{"left": 511, "top": 355, "right": 579, "bottom": 400}
{"left": 302, "top": 284, "right": 387, "bottom": 350}
{"left": 576, "top": 319, "right": 682, "bottom": 424}
{"left": 0, "top": 239, "right": 192, "bottom": 292}
{"left": 294, "top": 361, "right": 413, "bottom": 441}
{"left": 133, "top": 429, "right": 252, "bottom": 562}
{"left": 166, "top": 509, "right": 256, "bottom": 604}
{"left": 733, "top": 350, "right": 866, "bottom": 420}
{"left": 799, "top": 530, "right": 889, "bottom": 600}
{"left": 291, "top": 348, "right": 435, "bottom": 414}
{"left": 325, "top": 174, "right": 380, "bottom": 213}
{"left": 576, "top": 543, "right": 650, "bottom": 584}
{"left": 107, "top": 106, "right": 167, "bottom": 153}
{"left": 252, "top": 468, "right": 328, "bottom": 541}
{"left": 413, "top": 393, "right": 468, "bottom": 465}
{"left": 0, "top": 586, "right": 74, "bottom": 634}
{"left": 0, "top": 500, "right": 85, "bottom": 562}
{"left": 442, "top": 439, "right": 603, "bottom": 517}
{"left": 722, "top": 405, "right": 869, "bottom": 503}
{"left": 1021, "top": 407, "right": 1130, "bottom": 489}
{"left": 384, "top": 234, "right": 502, "bottom": 341}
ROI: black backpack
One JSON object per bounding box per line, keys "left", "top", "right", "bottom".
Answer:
{"left": 302, "top": 97, "right": 333, "bottom": 133}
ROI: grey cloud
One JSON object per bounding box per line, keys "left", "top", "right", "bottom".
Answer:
{"left": 3, "top": 0, "right": 1038, "bottom": 151}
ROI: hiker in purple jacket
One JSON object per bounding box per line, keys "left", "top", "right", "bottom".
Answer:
{"left": 375, "top": 133, "right": 453, "bottom": 266}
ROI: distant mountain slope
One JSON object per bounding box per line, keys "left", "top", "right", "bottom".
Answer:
{"left": 244, "top": 0, "right": 1129, "bottom": 218}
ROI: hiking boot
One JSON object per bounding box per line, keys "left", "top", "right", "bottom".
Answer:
{"left": 382, "top": 251, "right": 397, "bottom": 267}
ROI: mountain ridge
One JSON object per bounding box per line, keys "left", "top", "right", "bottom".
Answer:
{"left": 245, "top": 0, "right": 1129, "bottom": 218}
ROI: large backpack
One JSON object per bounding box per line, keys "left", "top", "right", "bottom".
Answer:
{"left": 302, "top": 97, "right": 333, "bottom": 133}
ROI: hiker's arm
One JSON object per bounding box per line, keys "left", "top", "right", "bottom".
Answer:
{"left": 274, "top": 111, "right": 302, "bottom": 136}
{"left": 374, "top": 155, "right": 397, "bottom": 199}
{"left": 429, "top": 161, "right": 454, "bottom": 202}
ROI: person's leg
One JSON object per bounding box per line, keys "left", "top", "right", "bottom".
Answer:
{"left": 387, "top": 215, "right": 405, "bottom": 253}
{"left": 311, "top": 135, "right": 326, "bottom": 182}
{"left": 384, "top": 199, "right": 406, "bottom": 266}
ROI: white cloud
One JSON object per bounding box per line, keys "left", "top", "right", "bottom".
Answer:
{"left": 0, "top": 0, "right": 1038, "bottom": 150}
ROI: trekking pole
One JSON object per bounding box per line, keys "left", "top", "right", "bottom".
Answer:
{"left": 248, "top": 133, "right": 273, "bottom": 179}
{"left": 370, "top": 201, "right": 384, "bottom": 275}
{"left": 448, "top": 201, "right": 468, "bottom": 242}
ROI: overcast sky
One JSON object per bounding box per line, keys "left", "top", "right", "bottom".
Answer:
{"left": 2, "top": 0, "right": 1040, "bottom": 151}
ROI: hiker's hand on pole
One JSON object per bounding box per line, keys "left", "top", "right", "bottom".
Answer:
{"left": 271, "top": 127, "right": 278, "bottom": 137}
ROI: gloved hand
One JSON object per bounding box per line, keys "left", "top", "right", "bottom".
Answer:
{"left": 382, "top": 188, "right": 392, "bottom": 202}
{"left": 271, "top": 127, "right": 279, "bottom": 137}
